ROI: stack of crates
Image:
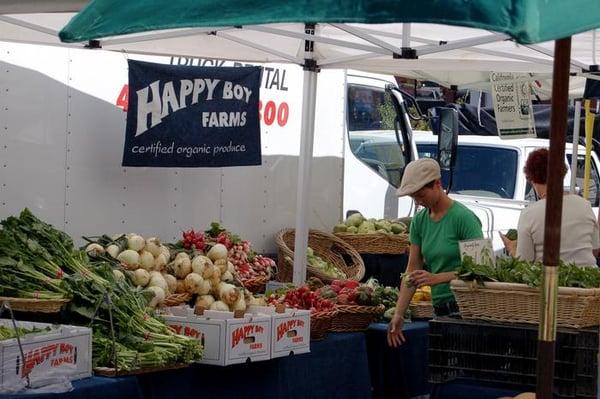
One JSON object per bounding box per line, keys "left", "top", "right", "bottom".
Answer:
{"left": 428, "top": 318, "right": 598, "bottom": 398}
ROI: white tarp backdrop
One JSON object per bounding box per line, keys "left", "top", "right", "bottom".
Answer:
{"left": 0, "top": 12, "right": 598, "bottom": 98}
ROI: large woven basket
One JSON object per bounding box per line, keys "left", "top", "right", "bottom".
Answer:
{"left": 334, "top": 232, "right": 410, "bottom": 255}
{"left": 409, "top": 301, "right": 434, "bottom": 319}
{"left": 275, "top": 229, "right": 365, "bottom": 283}
{"left": 162, "top": 293, "right": 192, "bottom": 307}
{"left": 330, "top": 304, "right": 385, "bottom": 332}
{"left": 0, "top": 297, "right": 70, "bottom": 313}
{"left": 451, "top": 280, "right": 600, "bottom": 328}
{"left": 241, "top": 275, "right": 270, "bottom": 294}
{"left": 310, "top": 310, "right": 336, "bottom": 340}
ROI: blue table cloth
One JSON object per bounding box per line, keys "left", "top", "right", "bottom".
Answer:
{"left": 0, "top": 332, "right": 370, "bottom": 399}
{"left": 366, "top": 321, "right": 430, "bottom": 399}
{"left": 135, "top": 331, "right": 372, "bottom": 399}
{"left": 430, "top": 379, "right": 523, "bottom": 399}
{"left": 0, "top": 376, "right": 142, "bottom": 399}
{"left": 360, "top": 254, "right": 408, "bottom": 287}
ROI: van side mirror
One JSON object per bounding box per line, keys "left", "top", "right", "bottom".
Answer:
{"left": 429, "top": 107, "right": 458, "bottom": 170}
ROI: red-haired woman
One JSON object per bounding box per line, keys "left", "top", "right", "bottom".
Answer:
{"left": 501, "top": 148, "right": 599, "bottom": 266}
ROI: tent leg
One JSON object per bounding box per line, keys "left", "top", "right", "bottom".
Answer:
{"left": 292, "top": 68, "right": 318, "bottom": 286}
{"left": 536, "top": 36, "right": 571, "bottom": 399}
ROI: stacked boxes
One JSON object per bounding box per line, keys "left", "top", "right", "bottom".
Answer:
{"left": 0, "top": 319, "right": 92, "bottom": 392}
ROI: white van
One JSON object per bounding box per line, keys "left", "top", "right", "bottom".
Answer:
{"left": 346, "top": 129, "right": 600, "bottom": 251}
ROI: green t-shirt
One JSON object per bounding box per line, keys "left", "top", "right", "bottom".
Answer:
{"left": 409, "top": 201, "right": 483, "bottom": 306}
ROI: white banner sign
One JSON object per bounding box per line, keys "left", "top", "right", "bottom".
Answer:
{"left": 490, "top": 72, "right": 536, "bottom": 138}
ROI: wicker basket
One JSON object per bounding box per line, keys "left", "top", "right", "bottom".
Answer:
{"left": 310, "top": 310, "right": 336, "bottom": 340}
{"left": 409, "top": 301, "right": 434, "bottom": 319}
{"left": 162, "top": 293, "right": 193, "bottom": 307}
{"left": 275, "top": 229, "right": 365, "bottom": 283}
{"left": 451, "top": 280, "right": 600, "bottom": 328}
{"left": 241, "top": 275, "right": 270, "bottom": 294}
{"left": 0, "top": 297, "right": 70, "bottom": 313}
{"left": 335, "top": 232, "right": 410, "bottom": 255}
{"left": 330, "top": 304, "right": 385, "bottom": 332}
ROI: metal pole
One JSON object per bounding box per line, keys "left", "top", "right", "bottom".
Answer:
{"left": 570, "top": 101, "right": 581, "bottom": 193}
{"left": 292, "top": 24, "right": 319, "bottom": 286}
{"left": 536, "top": 36, "right": 571, "bottom": 399}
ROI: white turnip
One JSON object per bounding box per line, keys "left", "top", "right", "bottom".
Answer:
{"left": 117, "top": 249, "right": 140, "bottom": 270}
{"left": 139, "top": 250, "right": 155, "bottom": 271}
{"left": 207, "top": 244, "right": 228, "bottom": 262}
{"left": 127, "top": 234, "right": 146, "bottom": 251}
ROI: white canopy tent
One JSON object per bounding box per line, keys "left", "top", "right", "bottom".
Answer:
{"left": 0, "top": 11, "right": 599, "bottom": 284}
{"left": 0, "top": 14, "right": 598, "bottom": 96}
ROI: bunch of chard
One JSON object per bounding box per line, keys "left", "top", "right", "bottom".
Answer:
{"left": 0, "top": 209, "right": 203, "bottom": 370}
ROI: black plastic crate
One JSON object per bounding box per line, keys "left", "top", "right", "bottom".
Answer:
{"left": 428, "top": 318, "right": 598, "bottom": 399}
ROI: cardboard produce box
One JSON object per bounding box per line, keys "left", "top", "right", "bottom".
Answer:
{"left": 163, "top": 306, "right": 271, "bottom": 366}
{"left": 0, "top": 319, "right": 92, "bottom": 393}
{"left": 247, "top": 305, "right": 310, "bottom": 358}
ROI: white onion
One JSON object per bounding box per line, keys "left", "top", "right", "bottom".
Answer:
{"left": 163, "top": 273, "right": 177, "bottom": 294}
{"left": 112, "top": 269, "right": 125, "bottom": 281}
{"left": 127, "top": 234, "right": 146, "bottom": 251}
{"left": 106, "top": 244, "right": 120, "bottom": 259}
{"left": 209, "top": 300, "right": 230, "bottom": 312}
{"left": 184, "top": 273, "right": 207, "bottom": 295}
{"left": 117, "top": 249, "right": 140, "bottom": 269}
{"left": 139, "top": 250, "right": 155, "bottom": 271}
{"left": 207, "top": 244, "right": 228, "bottom": 262}
{"left": 148, "top": 271, "right": 169, "bottom": 293}
{"left": 195, "top": 295, "right": 215, "bottom": 309}
{"left": 218, "top": 282, "right": 240, "bottom": 306}
{"left": 232, "top": 294, "right": 246, "bottom": 312}
{"left": 154, "top": 253, "right": 168, "bottom": 270}
{"left": 213, "top": 259, "right": 228, "bottom": 274}
{"left": 145, "top": 237, "right": 162, "bottom": 257}
{"left": 169, "top": 256, "right": 192, "bottom": 279}
{"left": 191, "top": 255, "right": 212, "bottom": 275}
{"left": 221, "top": 271, "right": 234, "bottom": 281}
{"left": 132, "top": 268, "right": 150, "bottom": 287}
{"left": 85, "top": 243, "right": 105, "bottom": 257}
{"left": 159, "top": 245, "right": 170, "bottom": 261}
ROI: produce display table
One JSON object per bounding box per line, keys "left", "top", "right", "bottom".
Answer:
{"left": 0, "top": 376, "right": 143, "bottom": 399}
{"left": 360, "top": 253, "right": 408, "bottom": 287}
{"left": 0, "top": 332, "right": 371, "bottom": 399}
{"left": 366, "top": 321, "right": 430, "bottom": 399}
{"left": 430, "top": 379, "right": 522, "bottom": 399}
{"left": 137, "top": 331, "right": 372, "bottom": 399}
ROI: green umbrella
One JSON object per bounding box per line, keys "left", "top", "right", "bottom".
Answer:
{"left": 59, "top": 0, "right": 600, "bottom": 45}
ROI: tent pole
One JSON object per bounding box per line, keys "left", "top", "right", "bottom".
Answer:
{"left": 536, "top": 36, "right": 571, "bottom": 399}
{"left": 569, "top": 100, "right": 582, "bottom": 193}
{"left": 292, "top": 24, "right": 319, "bottom": 286}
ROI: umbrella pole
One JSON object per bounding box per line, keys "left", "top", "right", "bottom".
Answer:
{"left": 536, "top": 36, "right": 571, "bottom": 399}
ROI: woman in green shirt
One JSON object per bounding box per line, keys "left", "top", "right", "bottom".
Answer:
{"left": 387, "top": 158, "right": 483, "bottom": 348}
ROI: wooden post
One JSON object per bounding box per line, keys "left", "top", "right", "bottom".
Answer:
{"left": 536, "top": 36, "right": 571, "bottom": 399}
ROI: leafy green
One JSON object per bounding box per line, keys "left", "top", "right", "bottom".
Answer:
{"left": 457, "top": 256, "right": 600, "bottom": 288}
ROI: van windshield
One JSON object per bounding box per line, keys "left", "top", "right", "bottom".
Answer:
{"left": 418, "top": 144, "right": 518, "bottom": 199}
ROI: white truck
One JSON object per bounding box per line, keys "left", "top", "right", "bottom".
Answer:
{"left": 349, "top": 130, "right": 600, "bottom": 251}
{"left": 0, "top": 41, "right": 409, "bottom": 253}
{"left": 1, "top": 40, "right": 597, "bottom": 255}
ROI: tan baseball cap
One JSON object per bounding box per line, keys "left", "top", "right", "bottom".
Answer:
{"left": 396, "top": 158, "right": 441, "bottom": 197}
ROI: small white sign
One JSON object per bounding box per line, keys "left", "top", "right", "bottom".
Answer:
{"left": 459, "top": 238, "right": 495, "bottom": 267}
{"left": 490, "top": 72, "right": 536, "bottom": 139}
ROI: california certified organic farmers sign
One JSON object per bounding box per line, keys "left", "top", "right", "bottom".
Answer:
{"left": 123, "top": 60, "right": 261, "bottom": 167}
{"left": 490, "top": 72, "right": 536, "bottom": 138}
